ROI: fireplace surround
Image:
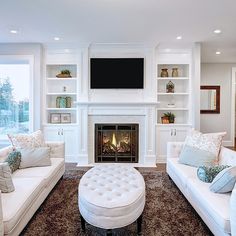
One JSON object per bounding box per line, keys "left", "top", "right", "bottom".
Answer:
{"left": 95, "top": 124, "right": 139, "bottom": 163}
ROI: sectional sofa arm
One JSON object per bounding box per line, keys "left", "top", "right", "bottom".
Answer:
{"left": 0, "top": 191, "right": 3, "bottom": 236}
{"left": 167, "top": 142, "right": 184, "bottom": 159}
{"left": 230, "top": 186, "right": 236, "bottom": 236}
{"left": 45, "top": 141, "right": 65, "bottom": 159}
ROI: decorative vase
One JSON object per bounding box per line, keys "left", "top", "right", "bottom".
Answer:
{"left": 66, "top": 97, "right": 72, "bottom": 108}
{"left": 56, "top": 97, "right": 61, "bottom": 108}
{"left": 169, "top": 117, "right": 175, "bottom": 123}
{"left": 166, "top": 81, "right": 175, "bottom": 93}
{"left": 172, "top": 68, "right": 178, "bottom": 77}
{"left": 160, "top": 68, "right": 168, "bottom": 77}
{"left": 59, "top": 97, "right": 67, "bottom": 108}
{"left": 161, "top": 116, "right": 169, "bottom": 124}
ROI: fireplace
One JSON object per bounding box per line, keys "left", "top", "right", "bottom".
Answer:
{"left": 95, "top": 124, "right": 139, "bottom": 163}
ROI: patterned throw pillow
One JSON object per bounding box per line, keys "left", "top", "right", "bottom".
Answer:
{"left": 8, "top": 130, "right": 45, "bottom": 149}
{"left": 5, "top": 151, "right": 21, "bottom": 173}
{"left": 179, "top": 130, "right": 226, "bottom": 167}
{"left": 197, "top": 165, "right": 230, "bottom": 183}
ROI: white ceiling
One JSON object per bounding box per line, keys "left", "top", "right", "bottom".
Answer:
{"left": 0, "top": 0, "right": 236, "bottom": 62}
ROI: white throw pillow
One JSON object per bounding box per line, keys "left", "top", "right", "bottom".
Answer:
{"left": 19, "top": 147, "right": 51, "bottom": 169}
{"left": 0, "top": 163, "right": 15, "bottom": 193}
{"left": 182, "top": 129, "right": 226, "bottom": 164}
{"left": 210, "top": 166, "right": 236, "bottom": 193}
{"left": 8, "top": 130, "right": 45, "bottom": 149}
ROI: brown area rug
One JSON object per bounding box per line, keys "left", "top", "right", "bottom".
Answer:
{"left": 21, "top": 167, "right": 213, "bottom": 236}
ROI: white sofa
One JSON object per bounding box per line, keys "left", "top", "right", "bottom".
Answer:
{"left": 167, "top": 142, "right": 236, "bottom": 236}
{"left": 0, "top": 141, "right": 65, "bottom": 236}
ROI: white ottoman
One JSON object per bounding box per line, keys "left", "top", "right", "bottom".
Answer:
{"left": 78, "top": 165, "right": 145, "bottom": 235}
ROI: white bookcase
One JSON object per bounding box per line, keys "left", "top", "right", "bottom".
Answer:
{"left": 156, "top": 50, "right": 193, "bottom": 162}
{"left": 43, "top": 52, "right": 80, "bottom": 162}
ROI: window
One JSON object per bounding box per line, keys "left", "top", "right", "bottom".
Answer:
{"left": 0, "top": 56, "right": 33, "bottom": 141}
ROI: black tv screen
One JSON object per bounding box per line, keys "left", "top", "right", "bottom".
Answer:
{"left": 90, "top": 58, "right": 144, "bottom": 89}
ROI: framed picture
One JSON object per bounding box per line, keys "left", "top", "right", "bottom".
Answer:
{"left": 61, "top": 113, "right": 71, "bottom": 123}
{"left": 50, "top": 113, "right": 61, "bottom": 123}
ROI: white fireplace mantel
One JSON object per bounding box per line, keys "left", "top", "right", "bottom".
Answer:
{"left": 76, "top": 102, "right": 158, "bottom": 167}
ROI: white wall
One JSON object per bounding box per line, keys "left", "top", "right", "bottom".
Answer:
{"left": 201, "top": 63, "right": 236, "bottom": 145}
{"left": 0, "top": 43, "right": 43, "bottom": 131}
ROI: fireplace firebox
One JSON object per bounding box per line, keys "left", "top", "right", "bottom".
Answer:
{"left": 95, "top": 124, "right": 139, "bottom": 163}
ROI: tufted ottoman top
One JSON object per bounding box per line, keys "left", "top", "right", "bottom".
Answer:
{"left": 78, "top": 164, "right": 145, "bottom": 229}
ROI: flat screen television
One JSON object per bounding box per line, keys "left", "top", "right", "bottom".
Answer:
{"left": 90, "top": 58, "right": 144, "bottom": 89}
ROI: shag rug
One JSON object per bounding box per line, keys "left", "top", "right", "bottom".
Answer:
{"left": 21, "top": 167, "right": 213, "bottom": 236}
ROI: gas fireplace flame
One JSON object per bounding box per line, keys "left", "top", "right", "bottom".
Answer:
{"left": 112, "top": 133, "right": 117, "bottom": 147}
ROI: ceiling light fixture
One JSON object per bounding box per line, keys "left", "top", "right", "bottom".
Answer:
{"left": 176, "top": 36, "right": 182, "bottom": 40}
{"left": 10, "top": 30, "right": 18, "bottom": 34}
{"left": 215, "top": 51, "right": 221, "bottom": 55}
{"left": 54, "top": 37, "right": 60, "bottom": 41}
{"left": 214, "top": 29, "right": 222, "bottom": 34}
{"left": 64, "top": 49, "right": 70, "bottom": 53}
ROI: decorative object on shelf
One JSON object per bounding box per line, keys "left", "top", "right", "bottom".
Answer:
{"left": 61, "top": 113, "right": 71, "bottom": 123}
{"left": 166, "top": 81, "right": 175, "bottom": 93}
{"left": 66, "top": 97, "right": 72, "bottom": 108}
{"left": 50, "top": 113, "right": 61, "bottom": 123}
{"left": 56, "top": 97, "right": 67, "bottom": 108}
{"left": 161, "top": 116, "right": 169, "bottom": 124}
{"left": 172, "top": 68, "right": 179, "bottom": 77}
{"left": 63, "top": 86, "right": 67, "bottom": 92}
{"left": 160, "top": 68, "right": 168, "bottom": 77}
{"left": 56, "top": 69, "right": 72, "bottom": 78}
{"left": 163, "top": 112, "right": 175, "bottom": 123}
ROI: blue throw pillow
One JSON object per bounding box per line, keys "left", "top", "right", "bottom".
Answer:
{"left": 5, "top": 151, "right": 21, "bottom": 173}
{"left": 210, "top": 166, "right": 236, "bottom": 193}
{"left": 197, "top": 165, "right": 230, "bottom": 183}
{"left": 179, "top": 145, "right": 216, "bottom": 167}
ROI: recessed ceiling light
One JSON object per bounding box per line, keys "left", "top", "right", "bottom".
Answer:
{"left": 214, "top": 29, "right": 222, "bottom": 34}
{"left": 10, "top": 30, "right": 18, "bottom": 34}
{"left": 176, "top": 36, "right": 182, "bottom": 40}
{"left": 215, "top": 51, "right": 221, "bottom": 55}
{"left": 54, "top": 37, "right": 60, "bottom": 41}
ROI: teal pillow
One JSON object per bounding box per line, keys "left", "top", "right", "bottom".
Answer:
{"left": 197, "top": 165, "right": 230, "bottom": 183}
{"left": 179, "top": 145, "right": 216, "bottom": 167}
{"left": 210, "top": 166, "right": 236, "bottom": 193}
{"left": 5, "top": 151, "right": 21, "bottom": 173}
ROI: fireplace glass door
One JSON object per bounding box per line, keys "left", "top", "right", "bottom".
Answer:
{"left": 95, "top": 124, "right": 138, "bottom": 163}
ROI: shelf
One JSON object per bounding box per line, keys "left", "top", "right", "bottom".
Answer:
{"left": 157, "top": 108, "right": 189, "bottom": 111}
{"left": 47, "top": 77, "right": 77, "bottom": 81}
{"left": 46, "top": 108, "right": 77, "bottom": 111}
{"left": 46, "top": 93, "right": 77, "bottom": 95}
{"left": 43, "top": 123, "right": 79, "bottom": 126}
{"left": 157, "top": 93, "right": 189, "bottom": 95}
{"left": 156, "top": 123, "right": 192, "bottom": 127}
{"left": 157, "top": 77, "right": 189, "bottom": 80}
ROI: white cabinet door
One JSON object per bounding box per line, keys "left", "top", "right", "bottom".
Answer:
{"left": 44, "top": 127, "right": 62, "bottom": 142}
{"left": 157, "top": 126, "right": 190, "bottom": 162}
{"left": 44, "top": 126, "right": 79, "bottom": 163}
{"left": 61, "top": 127, "right": 78, "bottom": 162}
{"left": 156, "top": 127, "right": 172, "bottom": 163}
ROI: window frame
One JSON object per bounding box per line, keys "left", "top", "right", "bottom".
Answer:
{"left": 0, "top": 55, "right": 34, "bottom": 143}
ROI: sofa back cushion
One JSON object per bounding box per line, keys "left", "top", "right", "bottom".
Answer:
{"left": 219, "top": 147, "right": 236, "bottom": 167}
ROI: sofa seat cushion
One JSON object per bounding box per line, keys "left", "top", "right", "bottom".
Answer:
{"left": 167, "top": 158, "right": 197, "bottom": 188}
{"left": 187, "top": 177, "right": 231, "bottom": 234}
{"left": 2, "top": 177, "right": 45, "bottom": 234}
{"left": 12, "top": 158, "right": 64, "bottom": 185}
